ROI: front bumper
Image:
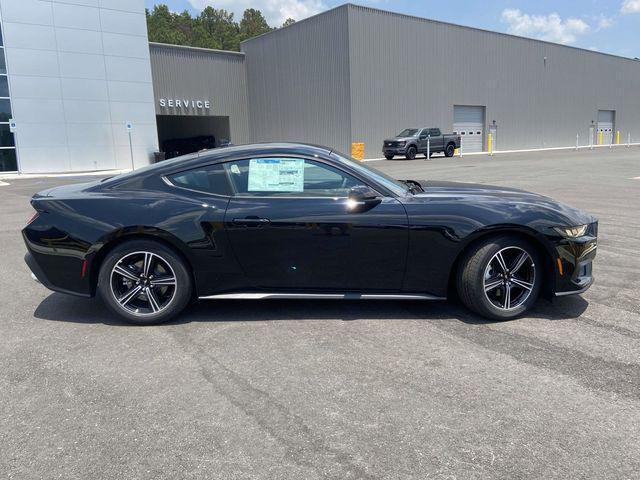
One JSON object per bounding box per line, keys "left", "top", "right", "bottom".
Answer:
{"left": 552, "top": 226, "right": 597, "bottom": 296}
{"left": 382, "top": 145, "right": 407, "bottom": 155}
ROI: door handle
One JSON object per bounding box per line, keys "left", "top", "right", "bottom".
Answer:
{"left": 232, "top": 217, "right": 271, "bottom": 226}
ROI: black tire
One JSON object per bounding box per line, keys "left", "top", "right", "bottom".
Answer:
{"left": 98, "top": 239, "right": 193, "bottom": 325}
{"left": 405, "top": 146, "right": 417, "bottom": 160}
{"left": 457, "top": 235, "right": 542, "bottom": 321}
{"left": 384, "top": 154, "right": 394, "bottom": 160}
{"left": 445, "top": 143, "right": 455, "bottom": 157}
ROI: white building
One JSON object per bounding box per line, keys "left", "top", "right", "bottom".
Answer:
{"left": 0, "top": 0, "right": 158, "bottom": 173}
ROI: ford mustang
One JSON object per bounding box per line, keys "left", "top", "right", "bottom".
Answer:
{"left": 23, "top": 143, "right": 597, "bottom": 325}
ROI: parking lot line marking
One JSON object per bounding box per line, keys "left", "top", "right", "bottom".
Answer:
{"left": 0, "top": 180, "right": 9, "bottom": 186}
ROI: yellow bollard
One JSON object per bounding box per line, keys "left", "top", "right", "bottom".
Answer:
{"left": 487, "top": 133, "right": 493, "bottom": 155}
{"left": 454, "top": 148, "right": 459, "bottom": 156}
{"left": 615, "top": 131, "right": 620, "bottom": 145}
{"left": 598, "top": 130, "right": 603, "bottom": 145}
{"left": 351, "top": 142, "right": 365, "bottom": 161}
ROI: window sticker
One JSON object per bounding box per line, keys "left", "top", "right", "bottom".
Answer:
{"left": 248, "top": 158, "right": 304, "bottom": 192}
{"left": 230, "top": 164, "right": 241, "bottom": 174}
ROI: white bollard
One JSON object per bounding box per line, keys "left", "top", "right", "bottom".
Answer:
{"left": 576, "top": 133, "right": 579, "bottom": 151}
{"left": 427, "top": 135, "right": 430, "bottom": 159}
{"left": 628, "top": 132, "right": 631, "bottom": 148}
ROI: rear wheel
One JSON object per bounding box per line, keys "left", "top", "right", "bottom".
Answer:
{"left": 98, "top": 240, "right": 193, "bottom": 325}
{"left": 384, "top": 154, "right": 394, "bottom": 160}
{"left": 457, "top": 235, "right": 541, "bottom": 320}
{"left": 445, "top": 143, "right": 455, "bottom": 157}
{"left": 405, "top": 146, "right": 417, "bottom": 160}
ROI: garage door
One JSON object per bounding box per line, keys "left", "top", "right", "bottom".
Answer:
{"left": 454, "top": 105, "right": 485, "bottom": 153}
{"left": 597, "top": 110, "right": 615, "bottom": 145}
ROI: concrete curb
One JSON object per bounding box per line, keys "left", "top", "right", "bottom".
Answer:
{"left": 363, "top": 142, "right": 640, "bottom": 162}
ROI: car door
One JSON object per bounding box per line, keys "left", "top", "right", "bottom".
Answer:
{"left": 223, "top": 156, "right": 409, "bottom": 291}
{"left": 430, "top": 128, "right": 444, "bottom": 152}
{"left": 418, "top": 128, "right": 429, "bottom": 152}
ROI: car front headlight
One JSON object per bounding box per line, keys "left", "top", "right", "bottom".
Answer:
{"left": 554, "top": 224, "right": 588, "bottom": 238}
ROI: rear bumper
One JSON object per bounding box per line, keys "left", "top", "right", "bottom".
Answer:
{"left": 24, "top": 251, "right": 91, "bottom": 298}
{"left": 25, "top": 251, "right": 50, "bottom": 287}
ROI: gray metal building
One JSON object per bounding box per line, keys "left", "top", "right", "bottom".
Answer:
{"left": 149, "top": 43, "right": 250, "bottom": 154}
{"left": 243, "top": 4, "right": 640, "bottom": 158}
{"left": 3, "top": 2, "right": 640, "bottom": 173}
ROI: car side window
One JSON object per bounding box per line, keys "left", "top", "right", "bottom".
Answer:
{"left": 223, "top": 157, "right": 364, "bottom": 197}
{"left": 167, "top": 163, "right": 232, "bottom": 196}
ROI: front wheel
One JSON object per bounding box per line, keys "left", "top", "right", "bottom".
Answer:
{"left": 98, "top": 240, "right": 193, "bottom": 325}
{"left": 405, "top": 146, "right": 417, "bottom": 160}
{"left": 457, "top": 236, "right": 541, "bottom": 320}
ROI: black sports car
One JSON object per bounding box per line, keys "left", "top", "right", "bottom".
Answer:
{"left": 23, "top": 143, "right": 597, "bottom": 325}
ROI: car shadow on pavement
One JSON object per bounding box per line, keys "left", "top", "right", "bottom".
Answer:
{"left": 33, "top": 292, "right": 589, "bottom": 327}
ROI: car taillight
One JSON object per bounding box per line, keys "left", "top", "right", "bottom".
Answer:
{"left": 26, "top": 210, "right": 39, "bottom": 226}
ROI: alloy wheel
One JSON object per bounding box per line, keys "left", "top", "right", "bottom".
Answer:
{"left": 483, "top": 246, "right": 535, "bottom": 311}
{"left": 110, "top": 251, "right": 177, "bottom": 317}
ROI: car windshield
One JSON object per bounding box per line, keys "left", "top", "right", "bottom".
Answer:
{"left": 397, "top": 129, "right": 419, "bottom": 137}
{"left": 331, "top": 151, "right": 410, "bottom": 196}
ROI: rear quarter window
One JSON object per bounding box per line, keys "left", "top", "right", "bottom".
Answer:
{"left": 168, "top": 163, "right": 232, "bottom": 196}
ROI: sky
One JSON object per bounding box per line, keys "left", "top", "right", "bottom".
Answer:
{"left": 144, "top": 0, "right": 640, "bottom": 58}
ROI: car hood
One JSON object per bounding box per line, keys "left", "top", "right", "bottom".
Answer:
{"left": 412, "top": 180, "right": 597, "bottom": 226}
{"left": 384, "top": 136, "right": 415, "bottom": 142}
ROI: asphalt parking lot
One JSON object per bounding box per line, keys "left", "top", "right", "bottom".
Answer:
{"left": 2, "top": 147, "right": 639, "bottom": 479}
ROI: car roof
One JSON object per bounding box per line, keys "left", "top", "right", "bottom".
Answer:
{"left": 99, "top": 142, "right": 334, "bottom": 187}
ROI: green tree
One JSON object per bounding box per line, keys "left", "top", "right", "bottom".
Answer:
{"left": 196, "top": 6, "right": 240, "bottom": 50}
{"left": 282, "top": 18, "right": 296, "bottom": 28}
{"left": 146, "top": 5, "right": 189, "bottom": 45}
{"left": 174, "top": 10, "right": 196, "bottom": 41}
{"left": 239, "top": 8, "right": 272, "bottom": 41}
{"left": 146, "top": 4, "right": 275, "bottom": 52}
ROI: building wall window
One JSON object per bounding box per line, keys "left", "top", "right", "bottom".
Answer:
{"left": 0, "top": 22, "right": 17, "bottom": 172}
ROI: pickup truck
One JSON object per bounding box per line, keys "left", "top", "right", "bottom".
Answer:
{"left": 382, "top": 128, "right": 461, "bottom": 160}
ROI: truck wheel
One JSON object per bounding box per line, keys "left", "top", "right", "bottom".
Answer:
{"left": 384, "top": 154, "right": 394, "bottom": 160}
{"left": 405, "top": 146, "right": 417, "bottom": 160}
{"left": 445, "top": 143, "right": 455, "bottom": 157}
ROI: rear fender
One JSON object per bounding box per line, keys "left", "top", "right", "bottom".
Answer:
{"left": 85, "top": 226, "right": 196, "bottom": 295}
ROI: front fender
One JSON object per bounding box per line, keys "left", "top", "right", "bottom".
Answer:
{"left": 400, "top": 195, "right": 570, "bottom": 296}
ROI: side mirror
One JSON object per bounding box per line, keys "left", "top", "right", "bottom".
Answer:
{"left": 347, "top": 185, "right": 382, "bottom": 212}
